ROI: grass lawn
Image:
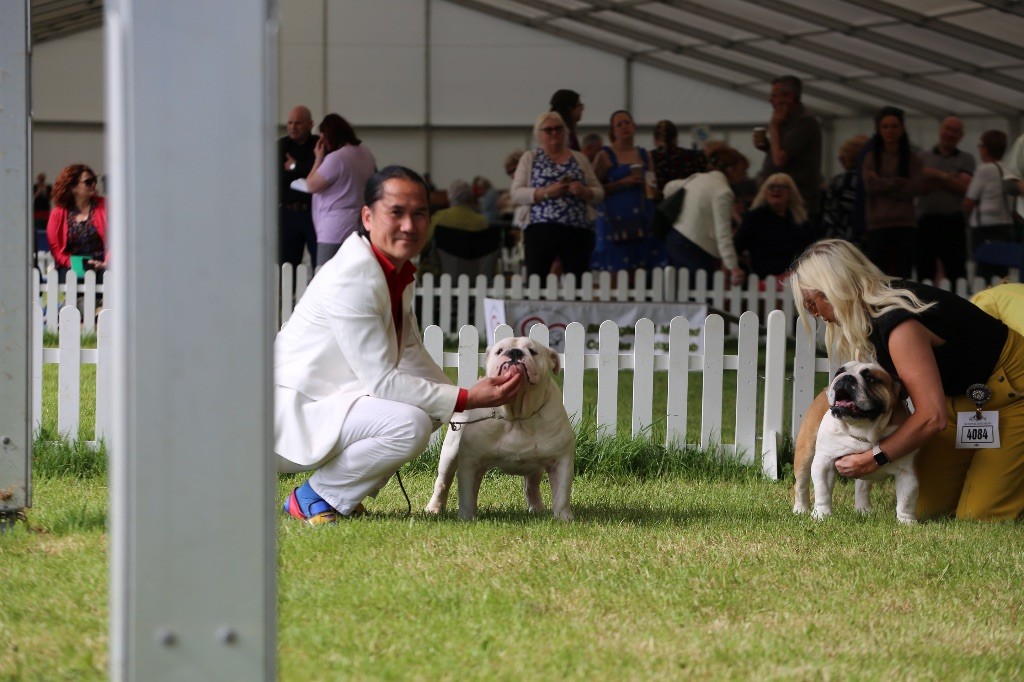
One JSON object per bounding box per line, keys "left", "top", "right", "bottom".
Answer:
{"left": 12, "top": 335, "right": 1020, "bottom": 678}
{"left": 3, "top": 439, "right": 1023, "bottom": 680}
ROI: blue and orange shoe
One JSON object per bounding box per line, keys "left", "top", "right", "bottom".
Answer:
{"left": 282, "top": 481, "right": 338, "bottom": 526}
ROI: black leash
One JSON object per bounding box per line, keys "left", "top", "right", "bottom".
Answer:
{"left": 395, "top": 469, "right": 411, "bottom": 518}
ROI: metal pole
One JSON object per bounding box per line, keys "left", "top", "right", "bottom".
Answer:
{"left": 0, "top": 0, "right": 32, "bottom": 531}
{"left": 106, "top": 0, "right": 277, "bottom": 678}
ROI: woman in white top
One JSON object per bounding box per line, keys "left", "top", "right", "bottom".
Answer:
{"left": 306, "top": 114, "right": 377, "bottom": 267}
{"left": 964, "top": 130, "right": 1013, "bottom": 278}
{"left": 663, "top": 146, "right": 747, "bottom": 287}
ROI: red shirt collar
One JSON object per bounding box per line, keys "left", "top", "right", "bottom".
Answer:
{"left": 369, "top": 242, "right": 417, "bottom": 289}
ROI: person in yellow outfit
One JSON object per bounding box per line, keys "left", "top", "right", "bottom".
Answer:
{"left": 972, "top": 282, "right": 1024, "bottom": 337}
{"left": 793, "top": 239, "right": 1024, "bottom": 520}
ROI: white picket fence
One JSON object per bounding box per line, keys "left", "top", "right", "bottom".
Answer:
{"left": 35, "top": 303, "right": 835, "bottom": 478}
{"left": 35, "top": 261, "right": 1004, "bottom": 337}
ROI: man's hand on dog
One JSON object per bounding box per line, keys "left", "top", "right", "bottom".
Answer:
{"left": 465, "top": 372, "right": 524, "bottom": 409}
{"left": 835, "top": 450, "right": 879, "bottom": 478}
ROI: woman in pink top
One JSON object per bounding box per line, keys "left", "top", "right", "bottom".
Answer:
{"left": 306, "top": 114, "right": 377, "bottom": 267}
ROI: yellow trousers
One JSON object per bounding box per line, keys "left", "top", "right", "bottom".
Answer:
{"left": 917, "top": 329, "right": 1024, "bottom": 520}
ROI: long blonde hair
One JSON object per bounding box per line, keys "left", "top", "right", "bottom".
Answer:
{"left": 790, "top": 239, "right": 935, "bottom": 361}
{"left": 750, "top": 173, "right": 807, "bottom": 225}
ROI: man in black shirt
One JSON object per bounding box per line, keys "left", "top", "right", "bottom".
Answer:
{"left": 278, "top": 105, "right": 319, "bottom": 267}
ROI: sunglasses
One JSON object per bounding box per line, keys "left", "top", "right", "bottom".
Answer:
{"left": 802, "top": 291, "right": 825, "bottom": 313}
{"left": 81, "top": 177, "right": 97, "bottom": 187}
{"left": 540, "top": 125, "right": 565, "bottom": 134}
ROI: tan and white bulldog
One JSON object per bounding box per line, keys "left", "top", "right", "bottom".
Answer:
{"left": 793, "top": 361, "right": 919, "bottom": 524}
{"left": 425, "top": 337, "right": 575, "bottom": 520}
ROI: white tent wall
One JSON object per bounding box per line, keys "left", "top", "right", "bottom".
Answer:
{"left": 29, "top": 1, "right": 1023, "bottom": 190}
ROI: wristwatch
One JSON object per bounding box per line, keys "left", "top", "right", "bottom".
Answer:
{"left": 871, "top": 443, "right": 890, "bottom": 466}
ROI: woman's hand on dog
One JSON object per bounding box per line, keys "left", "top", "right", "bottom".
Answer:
{"left": 465, "top": 372, "right": 524, "bottom": 409}
{"left": 835, "top": 450, "right": 878, "bottom": 478}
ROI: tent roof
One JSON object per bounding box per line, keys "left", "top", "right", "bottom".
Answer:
{"left": 444, "top": 0, "right": 1024, "bottom": 118}
{"left": 32, "top": 0, "right": 1024, "bottom": 118}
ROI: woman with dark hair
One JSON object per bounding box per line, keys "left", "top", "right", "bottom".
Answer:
{"left": 964, "top": 130, "right": 1014, "bottom": 279}
{"left": 590, "top": 109, "right": 667, "bottom": 273}
{"left": 46, "top": 163, "right": 108, "bottom": 282}
{"left": 650, "top": 119, "right": 707, "bottom": 192}
{"left": 306, "top": 113, "right": 377, "bottom": 267}
{"left": 275, "top": 165, "right": 521, "bottom": 524}
{"left": 861, "top": 106, "right": 925, "bottom": 278}
{"left": 662, "top": 146, "right": 747, "bottom": 287}
{"left": 548, "top": 89, "right": 584, "bottom": 152}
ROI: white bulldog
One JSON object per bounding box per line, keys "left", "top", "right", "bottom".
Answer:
{"left": 425, "top": 336, "right": 575, "bottom": 520}
{"left": 793, "top": 361, "right": 919, "bottom": 524}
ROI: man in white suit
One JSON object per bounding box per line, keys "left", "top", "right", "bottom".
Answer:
{"left": 275, "top": 166, "right": 523, "bottom": 524}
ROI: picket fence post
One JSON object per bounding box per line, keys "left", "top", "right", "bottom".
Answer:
{"left": 32, "top": 306, "right": 43, "bottom": 430}
{"left": 45, "top": 271, "right": 59, "bottom": 333}
{"left": 96, "top": 309, "right": 113, "bottom": 445}
{"left": 701, "top": 314, "right": 724, "bottom": 450}
{"left": 631, "top": 319, "right": 655, "bottom": 438}
{"left": 665, "top": 316, "right": 691, "bottom": 445}
{"left": 57, "top": 306, "right": 82, "bottom": 439}
{"left": 734, "top": 311, "right": 760, "bottom": 464}
{"left": 594, "top": 320, "right": 619, "bottom": 434}
{"left": 761, "top": 309, "right": 788, "bottom": 479}
{"left": 562, "top": 322, "right": 585, "bottom": 422}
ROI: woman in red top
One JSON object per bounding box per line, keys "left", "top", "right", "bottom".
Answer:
{"left": 46, "top": 163, "right": 108, "bottom": 282}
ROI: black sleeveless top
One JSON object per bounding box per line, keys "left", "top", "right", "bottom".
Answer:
{"left": 868, "top": 280, "right": 1007, "bottom": 396}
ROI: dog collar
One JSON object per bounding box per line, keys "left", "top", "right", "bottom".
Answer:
{"left": 448, "top": 398, "right": 550, "bottom": 431}
{"left": 871, "top": 443, "right": 890, "bottom": 466}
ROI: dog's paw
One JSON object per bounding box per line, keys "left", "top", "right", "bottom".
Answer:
{"left": 897, "top": 516, "right": 918, "bottom": 525}
{"left": 855, "top": 505, "right": 874, "bottom": 515}
{"left": 793, "top": 502, "right": 810, "bottom": 515}
{"left": 553, "top": 509, "right": 573, "bottom": 522}
{"left": 424, "top": 501, "right": 443, "bottom": 515}
{"left": 811, "top": 508, "right": 831, "bottom": 521}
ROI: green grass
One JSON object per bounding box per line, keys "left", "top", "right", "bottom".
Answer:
{"left": 19, "top": 338, "right": 1014, "bottom": 679}
{"left": 4, "top": 456, "right": 1023, "bottom": 681}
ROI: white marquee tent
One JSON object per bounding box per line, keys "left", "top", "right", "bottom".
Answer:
{"left": 29, "top": 0, "right": 1024, "bottom": 186}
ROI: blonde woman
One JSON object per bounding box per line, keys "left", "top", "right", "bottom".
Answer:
{"left": 733, "top": 172, "right": 813, "bottom": 278}
{"left": 791, "top": 238, "right": 1024, "bottom": 520}
{"left": 510, "top": 111, "right": 604, "bottom": 277}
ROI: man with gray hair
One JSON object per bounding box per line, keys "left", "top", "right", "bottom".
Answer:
{"left": 429, "top": 178, "right": 499, "bottom": 280}
{"left": 917, "top": 116, "right": 974, "bottom": 283}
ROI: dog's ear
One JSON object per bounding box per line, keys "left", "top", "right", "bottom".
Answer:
{"left": 547, "top": 346, "right": 560, "bottom": 374}
{"left": 894, "top": 377, "right": 908, "bottom": 401}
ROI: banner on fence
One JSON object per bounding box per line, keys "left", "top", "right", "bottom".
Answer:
{"left": 483, "top": 298, "right": 707, "bottom": 354}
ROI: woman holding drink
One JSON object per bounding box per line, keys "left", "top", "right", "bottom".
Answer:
{"left": 510, "top": 111, "right": 604, "bottom": 277}
{"left": 590, "top": 109, "right": 668, "bottom": 274}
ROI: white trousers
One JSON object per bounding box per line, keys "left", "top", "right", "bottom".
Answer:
{"left": 278, "top": 396, "right": 434, "bottom": 515}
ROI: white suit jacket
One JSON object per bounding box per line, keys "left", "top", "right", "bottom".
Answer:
{"left": 275, "top": 235, "right": 458, "bottom": 436}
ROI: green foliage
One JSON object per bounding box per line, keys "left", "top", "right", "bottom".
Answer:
{"left": 32, "top": 427, "right": 107, "bottom": 479}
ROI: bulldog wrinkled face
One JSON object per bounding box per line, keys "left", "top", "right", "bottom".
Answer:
{"left": 827, "top": 362, "right": 899, "bottom": 422}
{"left": 485, "top": 337, "right": 558, "bottom": 385}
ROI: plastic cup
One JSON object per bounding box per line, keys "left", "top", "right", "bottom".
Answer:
{"left": 70, "top": 255, "right": 88, "bottom": 278}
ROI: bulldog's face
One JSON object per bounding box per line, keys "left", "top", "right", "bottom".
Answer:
{"left": 827, "top": 362, "right": 902, "bottom": 423}
{"left": 485, "top": 337, "right": 559, "bottom": 385}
